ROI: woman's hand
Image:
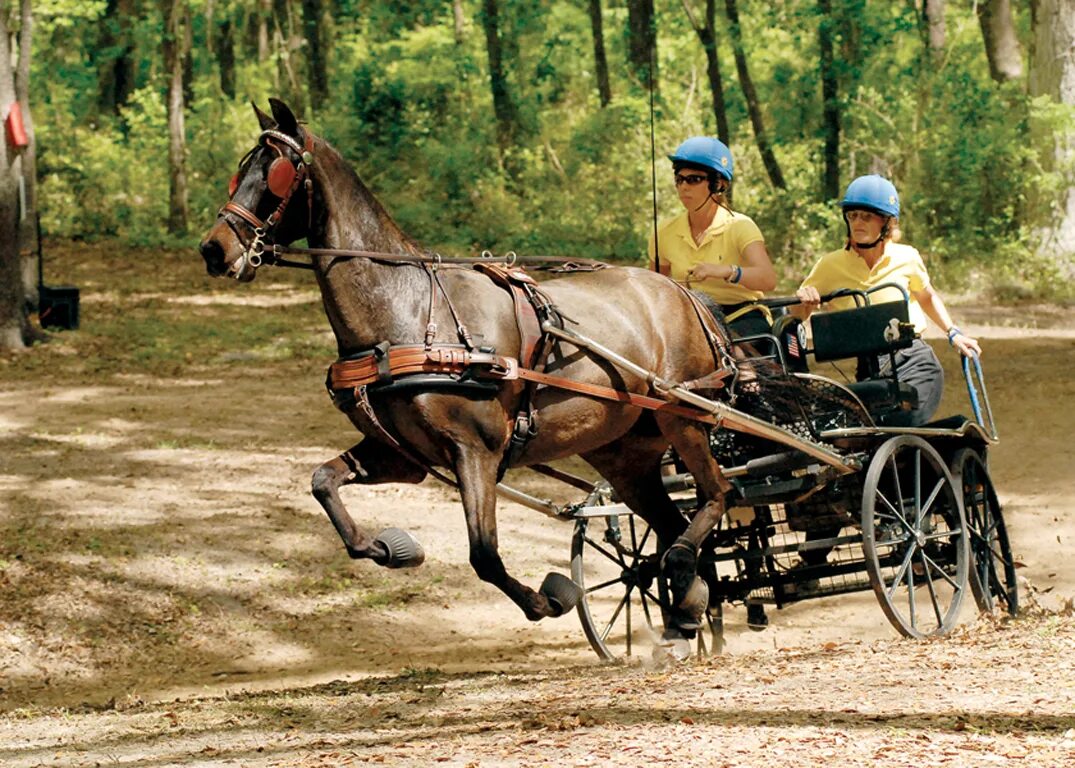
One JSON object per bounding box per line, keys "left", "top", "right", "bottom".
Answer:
{"left": 796, "top": 286, "right": 821, "bottom": 307}
{"left": 686, "top": 263, "right": 732, "bottom": 282}
{"left": 951, "top": 331, "right": 982, "bottom": 358}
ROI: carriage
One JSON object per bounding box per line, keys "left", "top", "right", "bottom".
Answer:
{"left": 497, "top": 285, "right": 1015, "bottom": 659}
{"left": 201, "top": 100, "right": 1017, "bottom": 663}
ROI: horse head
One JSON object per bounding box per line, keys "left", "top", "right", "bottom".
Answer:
{"left": 199, "top": 99, "right": 315, "bottom": 282}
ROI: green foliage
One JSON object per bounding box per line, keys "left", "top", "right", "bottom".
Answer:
{"left": 25, "top": 0, "right": 1075, "bottom": 297}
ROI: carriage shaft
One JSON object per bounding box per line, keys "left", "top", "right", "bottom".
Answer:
{"left": 541, "top": 322, "right": 857, "bottom": 474}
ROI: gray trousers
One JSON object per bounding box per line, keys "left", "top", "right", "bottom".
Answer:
{"left": 866, "top": 338, "right": 944, "bottom": 427}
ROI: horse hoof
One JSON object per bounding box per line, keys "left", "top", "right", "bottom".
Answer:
{"left": 676, "top": 576, "right": 709, "bottom": 629}
{"left": 539, "top": 572, "right": 582, "bottom": 617}
{"left": 373, "top": 527, "right": 425, "bottom": 569}
{"left": 654, "top": 630, "right": 693, "bottom": 663}
{"left": 747, "top": 602, "right": 769, "bottom": 631}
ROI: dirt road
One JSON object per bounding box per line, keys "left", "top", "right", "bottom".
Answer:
{"left": 1, "top": 248, "right": 1072, "bottom": 765}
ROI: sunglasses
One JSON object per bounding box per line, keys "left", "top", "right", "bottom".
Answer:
{"left": 674, "top": 173, "right": 709, "bottom": 186}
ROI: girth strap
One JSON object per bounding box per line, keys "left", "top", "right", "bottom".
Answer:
{"left": 329, "top": 344, "right": 517, "bottom": 388}
{"left": 327, "top": 343, "right": 723, "bottom": 424}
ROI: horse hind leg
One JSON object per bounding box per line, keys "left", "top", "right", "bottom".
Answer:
{"left": 581, "top": 430, "right": 707, "bottom": 651}
{"left": 653, "top": 415, "right": 732, "bottom": 613}
{"left": 310, "top": 438, "right": 428, "bottom": 567}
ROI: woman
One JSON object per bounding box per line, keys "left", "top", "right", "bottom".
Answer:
{"left": 650, "top": 137, "right": 778, "bottom": 632}
{"left": 795, "top": 174, "right": 981, "bottom": 427}
{"left": 649, "top": 136, "right": 777, "bottom": 338}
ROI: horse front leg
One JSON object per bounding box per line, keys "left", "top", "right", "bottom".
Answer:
{"left": 310, "top": 438, "right": 428, "bottom": 567}
{"left": 455, "top": 448, "right": 581, "bottom": 621}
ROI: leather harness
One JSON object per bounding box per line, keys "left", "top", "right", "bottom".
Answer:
{"left": 325, "top": 263, "right": 733, "bottom": 483}
{"left": 221, "top": 126, "right": 735, "bottom": 485}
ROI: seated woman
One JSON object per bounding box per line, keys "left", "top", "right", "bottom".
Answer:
{"left": 649, "top": 136, "right": 777, "bottom": 339}
{"left": 794, "top": 174, "right": 981, "bottom": 427}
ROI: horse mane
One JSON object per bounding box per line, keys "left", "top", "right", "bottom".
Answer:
{"left": 306, "top": 131, "right": 425, "bottom": 257}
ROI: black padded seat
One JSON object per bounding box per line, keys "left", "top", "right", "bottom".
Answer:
{"left": 844, "top": 378, "right": 918, "bottom": 413}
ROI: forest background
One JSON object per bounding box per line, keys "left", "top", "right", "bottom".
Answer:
{"left": 11, "top": 0, "right": 1075, "bottom": 324}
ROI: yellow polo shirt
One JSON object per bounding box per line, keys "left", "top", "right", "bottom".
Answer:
{"left": 649, "top": 208, "right": 765, "bottom": 305}
{"left": 800, "top": 243, "right": 932, "bottom": 333}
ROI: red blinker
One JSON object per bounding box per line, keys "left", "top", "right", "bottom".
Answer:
{"left": 228, "top": 174, "right": 238, "bottom": 197}
{"left": 267, "top": 158, "right": 296, "bottom": 197}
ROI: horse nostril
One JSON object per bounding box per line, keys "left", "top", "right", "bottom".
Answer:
{"left": 200, "top": 239, "right": 225, "bottom": 275}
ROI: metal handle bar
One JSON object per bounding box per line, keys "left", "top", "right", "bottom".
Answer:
{"left": 759, "top": 282, "right": 911, "bottom": 310}
{"left": 961, "top": 352, "right": 998, "bottom": 440}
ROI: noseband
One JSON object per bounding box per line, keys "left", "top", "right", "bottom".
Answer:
{"left": 220, "top": 128, "right": 315, "bottom": 276}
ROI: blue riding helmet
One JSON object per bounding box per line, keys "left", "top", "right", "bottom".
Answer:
{"left": 669, "top": 136, "right": 734, "bottom": 181}
{"left": 841, "top": 175, "right": 900, "bottom": 218}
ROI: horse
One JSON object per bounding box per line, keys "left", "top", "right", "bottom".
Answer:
{"left": 198, "top": 99, "right": 739, "bottom": 646}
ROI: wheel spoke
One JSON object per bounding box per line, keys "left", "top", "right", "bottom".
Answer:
{"left": 886, "top": 542, "right": 917, "bottom": 601}
{"left": 584, "top": 534, "right": 630, "bottom": 569}
{"left": 599, "top": 587, "right": 631, "bottom": 643}
{"left": 920, "top": 550, "right": 961, "bottom": 590}
{"left": 913, "top": 449, "right": 924, "bottom": 527}
{"left": 585, "top": 575, "right": 627, "bottom": 595}
{"left": 876, "top": 489, "right": 913, "bottom": 534}
{"left": 921, "top": 550, "right": 944, "bottom": 627}
{"left": 918, "top": 477, "right": 947, "bottom": 522}
{"left": 906, "top": 553, "right": 917, "bottom": 626}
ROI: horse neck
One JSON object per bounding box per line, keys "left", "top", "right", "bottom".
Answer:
{"left": 307, "top": 146, "right": 430, "bottom": 355}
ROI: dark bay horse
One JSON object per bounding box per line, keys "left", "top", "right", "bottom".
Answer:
{"left": 199, "top": 99, "right": 736, "bottom": 639}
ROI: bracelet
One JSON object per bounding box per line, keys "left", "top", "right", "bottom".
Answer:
{"left": 946, "top": 325, "right": 963, "bottom": 345}
{"left": 727, "top": 265, "right": 743, "bottom": 284}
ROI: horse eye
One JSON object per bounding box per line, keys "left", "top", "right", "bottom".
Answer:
{"left": 228, "top": 174, "right": 238, "bottom": 197}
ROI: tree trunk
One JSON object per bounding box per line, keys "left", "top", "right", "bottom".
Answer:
{"left": 922, "top": 0, "right": 945, "bottom": 63}
{"left": 819, "top": 0, "right": 840, "bottom": 200}
{"left": 479, "top": 0, "right": 519, "bottom": 157}
{"left": 453, "top": 0, "right": 466, "bottom": 44}
{"left": 978, "top": 0, "right": 1024, "bottom": 82}
{"left": 258, "top": 0, "right": 271, "bottom": 63}
{"left": 16, "top": 0, "right": 37, "bottom": 309}
{"left": 682, "top": 0, "right": 729, "bottom": 144}
{"left": 0, "top": 12, "right": 27, "bottom": 350}
{"left": 588, "top": 0, "right": 612, "bottom": 107}
{"left": 1029, "top": 0, "right": 1075, "bottom": 269}
{"left": 724, "top": 0, "right": 786, "bottom": 189}
{"left": 218, "top": 17, "right": 236, "bottom": 98}
{"left": 626, "top": 0, "right": 658, "bottom": 94}
{"left": 97, "top": 0, "right": 135, "bottom": 115}
{"left": 163, "top": 0, "right": 189, "bottom": 235}
{"left": 302, "top": 0, "right": 329, "bottom": 111}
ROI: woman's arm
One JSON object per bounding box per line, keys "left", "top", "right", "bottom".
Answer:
{"left": 913, "top": 284, "right": 982, "bottom": 357}
{"left": 686, "top": 241, "right": 777, "bottom": 291}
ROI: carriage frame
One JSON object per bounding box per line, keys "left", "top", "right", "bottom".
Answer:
{"left": 497, "top": 284, "right": 1015, "bottom": 659}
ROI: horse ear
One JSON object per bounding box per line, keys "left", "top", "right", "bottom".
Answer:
{"left": 268, "top": 98, "right": 299, "bottom": 137}
{"left": 252, "top": 101, "right": 275, "bottom": 131}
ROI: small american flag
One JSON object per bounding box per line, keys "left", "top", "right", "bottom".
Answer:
{"left": 786, "top": 331, "right": 800, "bottom": 358}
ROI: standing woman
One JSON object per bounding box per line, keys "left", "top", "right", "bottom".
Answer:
{"left": 649, "top": 136, "right": 777, "bottom": 337}
{"left": 795, "top": 175, "right": 981, "bottom": 427}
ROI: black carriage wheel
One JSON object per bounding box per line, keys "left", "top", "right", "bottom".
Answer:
{"left": 951, "top": 448, "right": 1018, "bottom": 616}
{"left": 570, "top": 510, "right": 719, "bottom": 661}
{"left": 861, "top": 435, "right": 969, "bottom": 638}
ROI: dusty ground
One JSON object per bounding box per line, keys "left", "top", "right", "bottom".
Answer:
{"left": 1, "top": 244, "right": 1073, "bottom": 766}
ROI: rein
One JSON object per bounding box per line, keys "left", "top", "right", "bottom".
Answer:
{"left": 261, "top": 244, "right": 612, "bottom": 272}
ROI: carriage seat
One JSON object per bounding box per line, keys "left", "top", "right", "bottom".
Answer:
{"left": 769, "top": 301, "right": 920, "bottom": 417}
{"left": 809, "top": 300, "right": 916, "bottom": 362}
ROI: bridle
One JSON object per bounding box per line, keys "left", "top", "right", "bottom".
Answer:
{"left": 219, "top": 128, "right": 315, "bottom": 278}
